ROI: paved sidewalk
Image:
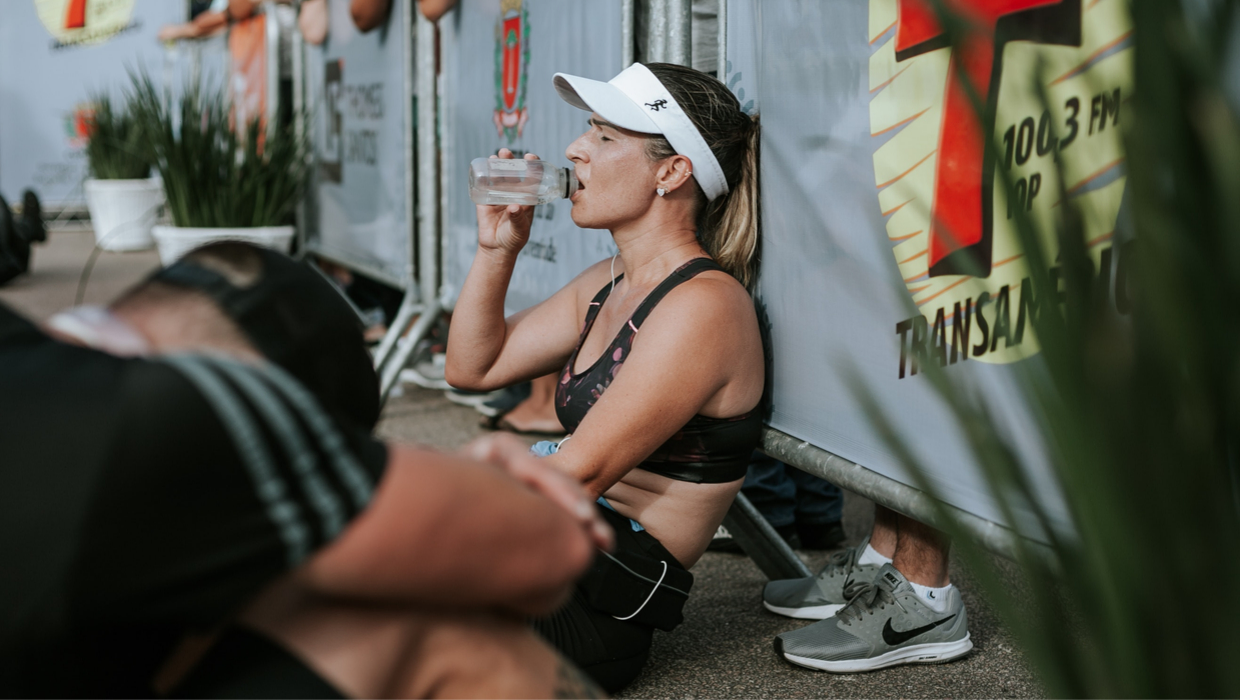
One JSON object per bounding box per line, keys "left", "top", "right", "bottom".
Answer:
{"left": 378, "top": 386, "right": 1041, "bottom": 700}
{"left": 2, "top": 230, "right": 1042, "bottom": 699}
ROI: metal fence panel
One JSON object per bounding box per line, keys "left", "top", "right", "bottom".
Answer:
{"left": 303, "top": 0, "right": 413, "bottom": 289}
{"left": 440, "top": 0, "right": 624, "bottom": 314}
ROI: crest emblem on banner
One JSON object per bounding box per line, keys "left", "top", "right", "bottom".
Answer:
{"left": 494, "top": 0, "right": 530, "bottom": 142}
{"left": 34, "top": 0, "right": 137, "bottom": 48}
{"left": 867, "top": 0, "right": 1132, "bottom": 372}
{"left": 64, "top": 102, "right": 94, "bottom": 147}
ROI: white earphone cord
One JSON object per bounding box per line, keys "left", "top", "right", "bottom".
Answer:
{"left": 613, "top": 560, "right": 669, "bottom": 621}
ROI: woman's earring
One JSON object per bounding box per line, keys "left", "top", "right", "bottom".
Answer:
{"left": 657, "top": 187, "right": 666, "bottom": 197}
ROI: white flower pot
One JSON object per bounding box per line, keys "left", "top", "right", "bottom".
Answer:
{"left": 150, "top": 225, "right": 296, "bottom": 266}
{"left": 84, "top": 178, "right": 164, "bottom": 251}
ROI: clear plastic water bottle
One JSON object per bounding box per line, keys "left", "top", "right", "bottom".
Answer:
{"left": 468, "top": 157, "right": 579, "bottom": 206}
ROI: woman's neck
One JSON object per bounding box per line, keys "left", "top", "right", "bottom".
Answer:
{"left": 610, "top": 211, "right": 705, "bottom": 289}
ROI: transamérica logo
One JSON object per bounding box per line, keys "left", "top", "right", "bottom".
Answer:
{"left": 868, "top": 0, "right": 1132, "bottom": 376}
{"left": 35, "top": 0, "right": 136, "bottom": 48}
{"left": 494, "top": 0, "right": 530, "bottom": 142}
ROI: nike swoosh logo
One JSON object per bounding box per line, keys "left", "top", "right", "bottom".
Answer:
{"left": 882, "top": 614, "right": 956, "bottom": 646}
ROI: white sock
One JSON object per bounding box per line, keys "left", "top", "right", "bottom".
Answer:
{"left": 856, "top": 543, "right": 893, "bottom": 568}
{"left": 909, "top": 582, "right": 952, "bottom": 612}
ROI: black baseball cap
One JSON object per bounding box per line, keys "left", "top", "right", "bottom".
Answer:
{"left": 149, "top": 243, "right": 381, "bottom": 430}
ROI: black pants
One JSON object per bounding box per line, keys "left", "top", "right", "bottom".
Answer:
{"left": 532, "top": 506, "right": 690, "bottom": 693}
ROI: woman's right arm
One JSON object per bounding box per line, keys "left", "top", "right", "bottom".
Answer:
{"left": 444, "top": 153, "right": 593, "bottom": 391}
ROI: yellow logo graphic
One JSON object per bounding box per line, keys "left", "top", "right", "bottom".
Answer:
{"left": 35, "top": 0, "right": 136, "bottom": 47}
{"left": 868, "top": 0, "right": 1131, "bottom": 374}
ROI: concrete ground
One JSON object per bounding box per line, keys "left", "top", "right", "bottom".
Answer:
{"left": 2, "top": 229, "right": 1042, "bottom": 699}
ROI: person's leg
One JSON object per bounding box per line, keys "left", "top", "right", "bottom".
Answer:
{"left": 497, "top": 372, "right": 565, "bottom": 434}
{"left": 739, "top": 451, "right": 797, "bottom": 530}
{"left": 191, "top": 576, "right": 603, "bottom": 699}
{"left": 891, "top": 513, "right": 951, "bottom": 586}
{"left": 713, "top": 451, "right": 798, "bottom": 552}
{"left": 870, "top": 504, "right": 899, "bottom": 559}
{"left": 774, "top": 513, "right": 970, "bottom": 672}
{"left": 786, "top": 467, "right": 844, "bottom": 549}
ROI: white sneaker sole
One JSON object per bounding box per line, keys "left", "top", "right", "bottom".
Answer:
{"left": 781, "top": 634, "right": 973, "bottom": 673}
{"left": 763, "top": 601, "right": 845, "bottom": 620}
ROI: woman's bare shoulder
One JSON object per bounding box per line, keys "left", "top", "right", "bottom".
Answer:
{"left": 643, "top": 269, "right": 759, "bottom": 335}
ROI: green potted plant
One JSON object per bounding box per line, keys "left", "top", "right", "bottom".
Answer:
{"left": 83, "top": 92, "right": 162, "bottom": 251}
{"left": 129, "top": 71, "right": 308, "bottom": 265}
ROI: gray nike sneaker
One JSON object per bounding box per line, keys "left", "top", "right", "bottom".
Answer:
{"left": 763, "top": 540, "right": 881, "bottom": 620}
{"left": 774, "top": 564, "right": 972, "bottom": 673}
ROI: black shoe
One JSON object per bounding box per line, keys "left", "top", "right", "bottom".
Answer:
{"left": 796, "top": 521, "right": 846, "bottom": 551}
{"left": 20, "top": 190, "right": 45, "bottom": 243}
{"left": 775, "top": 523, "right": 802, "bottom": 550}
{"left": 476, "top": 382, "right": 531, "bottom": 418}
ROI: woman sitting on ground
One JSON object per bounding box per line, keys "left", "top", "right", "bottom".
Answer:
{"left": 445, "top": 62, "right": 763, "bottom": 692}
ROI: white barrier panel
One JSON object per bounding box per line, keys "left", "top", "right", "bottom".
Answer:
{"left": 304, "top": 0, "right": 412, "bottom": 288}
{"left": 0, "top": 0, "right": 186, "bottom": 207}
{"left": 723, "top": 0, "right": 757, "bottom": 115}
{"left": 440, "top": 0, "right": 624, "bottom": 314}
{"left": 755, "top": 0, "right": 1132, "bottom": 538}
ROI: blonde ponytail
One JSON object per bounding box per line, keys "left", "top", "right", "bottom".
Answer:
{"left": 700, "top": 114, "right": 760, "bottom": 290}
{"left": 643, "top": 63, "right": 762, "bottom": 291}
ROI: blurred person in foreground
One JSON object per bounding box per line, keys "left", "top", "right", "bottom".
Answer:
{"left": 446, "top": 62, "right": 764, "bottom": 692}
{"left": 0, "top": 243, "right": 608, "bottom": 698}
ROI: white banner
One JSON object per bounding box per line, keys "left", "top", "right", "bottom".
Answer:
{"left": 0, "top": 0, "right": 186, "bottom": 207}
{"left": 440, "top": 0, "right": 623, "bottom": 314}
{"left": 304, "top": 0, "right": 412, "bottom": 288}
{"left": 755, "top": 0, "right": 1133, "bottom": 537}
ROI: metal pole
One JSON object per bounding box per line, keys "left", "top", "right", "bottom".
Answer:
{"left": 762, "top": 426, "right": 1056, "bottom": 565}
{"left": 373, "top": 289, "right": 420, "bottom": 375}
{"left": 438, "top": 66, "right": 451, "bottom": 302}
{"left": 263, "top": 1, "right": 280, "bottom": 140}
{"left": 404, "top": 0, "right": 418, "bottom": 292}
{"left": 416, "top": 4, "right": 439, "bottom": 308}
{"left": 666, "top": 0, "right": 691, "bottom": 67}
{"left": 291, "top": 12, "right": 307, "bottom": 257}
{"left": 622, "top": 0, "right": 635, "bottom": 67}
{"left": 716, "top": 0, "right": 727, "bottom": 80}
{"left": 647, "top": 0, "right": 668, "bottom": 62}
{"left": 379, "top": 296, "right": 444, "bottom": 405}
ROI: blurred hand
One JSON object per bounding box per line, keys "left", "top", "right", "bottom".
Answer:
{"left": 475, "top": 149, "right": 538, "bottom": 256}
{"left": 157, "top": 24, "right": 192, "bottom": 42}
{"left": 299, "top": 0, "right": 329, "bottom": 45}
{"left": 462, "top": 433, "right": 614, "bottom": 552}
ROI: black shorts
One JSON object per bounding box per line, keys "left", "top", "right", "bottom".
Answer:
{"left": 532, "top": 505, "right": 690, "bottom": 693}
{"left": 173, "top": 627, "right": 344, "bottom": 699}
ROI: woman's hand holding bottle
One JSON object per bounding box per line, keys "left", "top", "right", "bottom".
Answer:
{"left": 475, "top": 149, "right": 539, "bottom": 256}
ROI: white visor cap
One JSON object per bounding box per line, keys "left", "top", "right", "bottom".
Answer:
{"left": 553, "top": 63, "right": 730, "bottom": 202}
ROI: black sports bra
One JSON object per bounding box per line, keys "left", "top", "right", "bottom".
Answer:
{"left": 554, "top": 258, "right": 762, "bottom": 484}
